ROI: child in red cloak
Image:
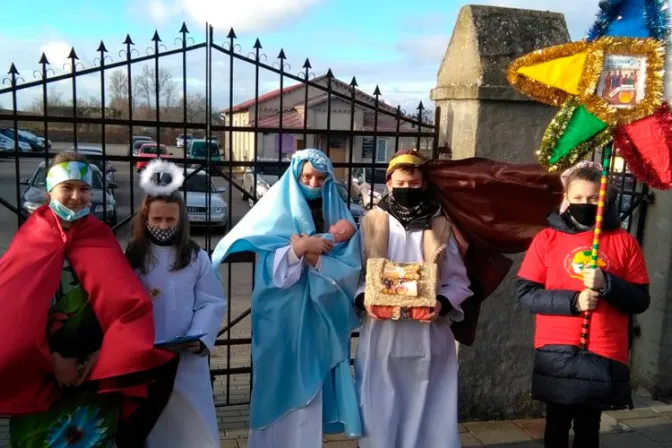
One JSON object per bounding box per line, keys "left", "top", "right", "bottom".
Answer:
{"left": 0, "top": 152, "right": 175, "bottom": 447}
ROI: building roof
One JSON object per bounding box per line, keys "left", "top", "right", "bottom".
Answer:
{"left": 223, "top": 74, "right": 399, "bottom": 116}
{"left": 225, "top": 75, "right": 328, "bottom": 113}
{"left": 257, "top": 111, "right": 305, "bottom": 129}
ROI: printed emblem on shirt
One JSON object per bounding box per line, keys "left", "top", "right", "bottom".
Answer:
{"left": 564, "top": 246, "right": 609, "bottom": 280}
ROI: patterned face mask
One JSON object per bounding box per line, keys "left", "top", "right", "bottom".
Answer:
{"left": 146, "top": 222, "right": 180, "bottom": 244}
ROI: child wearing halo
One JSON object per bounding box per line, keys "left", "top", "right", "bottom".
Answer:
{"left": 125, "top": 159, "right": 227, "bottom": 448}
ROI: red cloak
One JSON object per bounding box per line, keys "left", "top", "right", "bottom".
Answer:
{"left": 0, "top": 206, "right": 175, "bottom": 416}
{"left": 426, "top": 158, "right": 564, "bottom": 346}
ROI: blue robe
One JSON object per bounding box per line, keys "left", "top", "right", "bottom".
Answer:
{"left": 211, "top": 149, "right": 362, "bottom": 437}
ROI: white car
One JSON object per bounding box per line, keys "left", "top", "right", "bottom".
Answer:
{"left": 181, "top": 169, "right": 228, "bottom": 230}
{"left": 0, "top": 133, "right": 31, "bottom": 152}
{"left": 176, "top": 134, "right": 193, "bottom": 148}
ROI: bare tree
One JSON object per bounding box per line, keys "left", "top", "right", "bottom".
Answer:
{"left": 108, "top": 70, "right": 128, "bottom": 101}
{"left": 28, "top": 90, "right": 67, "bottom": 113}
{"left": 133, "top": 65, "right": 177, "bottom": 111}
{"left": 182, "top": 93, "right": 207, "bottom": 123}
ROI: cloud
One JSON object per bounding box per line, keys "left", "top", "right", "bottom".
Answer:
{"left": 40, "top": 41, "right": 73, "bottom": 71}
{"left": 141, "top": 0, "right": 325, "bottom": 33}
{"left": 395, "top": 34, "right": 449, "bottom": 65}
{"left": 148, "top": 0, "right": 172, "bottom": 23}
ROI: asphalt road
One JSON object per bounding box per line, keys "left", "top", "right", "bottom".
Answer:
{"left": 0, "top": 142, "right": 255, "bottom": 355}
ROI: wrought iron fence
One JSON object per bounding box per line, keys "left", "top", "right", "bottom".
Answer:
{"left": 0, "top": 23, "right": 651, "bottom": 409}
{"left": 0, "top": 23, "right": 438, "bottom": 407}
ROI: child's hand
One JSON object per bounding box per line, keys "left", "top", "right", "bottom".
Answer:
{"left": 305, "top": 252, "right": 320, "bottom": 267}
{"left": 577, "top": 289, "right": 600, "bottom": 312}
{"left": 51, "top": 352, "right": 79, "bottom": 388}
{"left": 303, "top": 236, "right": 333, "bottom": 255}
{"left": 75, "top": 350, "right": 100, "bottom": 386}
{"left": 583, "top": 267, "right": 605, "bottom": 291}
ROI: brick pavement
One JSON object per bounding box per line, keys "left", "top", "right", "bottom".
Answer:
{"left": 2, "top": 364, "right": 671, "bottom": 447}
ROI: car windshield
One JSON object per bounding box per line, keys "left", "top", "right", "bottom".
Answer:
{"left": 33, "top": 166, "right": 104, "bottom": 190}
{"left": 141, "top": 145, "right": 167, "bottom": 155}
{"left": 181, "top": 175, "right": 213, "bottom": 193}
{"left": 18, "top": 130, "right": 37, "bottom": 139}
{"left": 85, "top": 158, "right": 104, "bottom": 172}
{"left": 191, "top": 142, "right": 219, "bottom": 157}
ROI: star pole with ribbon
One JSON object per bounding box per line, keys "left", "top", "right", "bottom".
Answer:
{"left": 507, "top": 0, "right": 671, "bottom": 350}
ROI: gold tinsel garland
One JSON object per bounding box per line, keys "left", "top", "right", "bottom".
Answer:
{"left": 537, "top": 98, "right": 613, "bottom": 172}
{"left": 581, "top": 37, "right": 665, "bottom": 125}
{"left": 507, "top": 41, "right": 593, "bottom": 107}
{"left": 508, "top": 37, "right": 665, "bottom": 126}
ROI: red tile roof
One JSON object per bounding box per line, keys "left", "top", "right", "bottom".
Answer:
{"left": 257, "top": 111, "right": 305, "bottom": 129}
{"left": 225, "top": 75, "right": 327, "bottom": 113}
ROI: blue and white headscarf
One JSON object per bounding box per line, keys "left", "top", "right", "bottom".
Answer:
{"left": 211, "top": 149, "right": 362, "bottom": 436}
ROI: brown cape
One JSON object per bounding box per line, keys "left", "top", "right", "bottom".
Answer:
{"left": 425, "top": 158, "right": 563, "bottom": 345}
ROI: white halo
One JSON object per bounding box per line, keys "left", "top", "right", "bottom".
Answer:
{"left": 139, "top": 159, "right": 185, "bottom": 197}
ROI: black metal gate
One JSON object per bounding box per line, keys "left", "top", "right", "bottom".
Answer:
{"left": 0, "top": 24, "right": 651, "bottom": 409}
{"left": 0, "top": 23, "right": 439, "bottom": 407}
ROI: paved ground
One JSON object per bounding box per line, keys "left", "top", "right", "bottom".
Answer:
{"left": 2, "top": 381, "right": 672, "bottom": 447}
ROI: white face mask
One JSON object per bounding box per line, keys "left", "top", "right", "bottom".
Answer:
{"left": 49, "top": 200, "right": 90, "bottom": 222}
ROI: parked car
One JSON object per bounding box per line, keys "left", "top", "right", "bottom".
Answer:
{"left": 129, "top": 136, "right": 154, "bottom": 156}
{"left": 17, "top": 129, "right": 52, "bottom": 150}
{"left": 241, "top": 159, "right": 287, "bottom": 208}
{"left": 0, "top": 128, "right": 45, "bottom": 151}
{"left": 187, "top": 139, "right": 222, "bottom": 172}
{"left": 176, "top": 134, "right": 193, "bottom": 148}
{"left": 69, "top": 146, "right": 117, "bottom": 184}
{"left": 180, "top": 169, "right": 228, "bottom": 229}
{"left": 335, "top": 181, "right": 367, "bottom": 225}
{"left": 353, "top": 167, "right": 387, "bottom": 208}
{"left": 0, "top": 133, "right": 32, "bottom": 152}
{"left": 20, "top": 162, "right": 118, "bottom": 225}
{"left": 136, "top": 143, "right": 172, "bottom": 172}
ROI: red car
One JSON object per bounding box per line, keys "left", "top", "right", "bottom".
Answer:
{"left": 136, "top": 143, "right": 172, "bottom": 172}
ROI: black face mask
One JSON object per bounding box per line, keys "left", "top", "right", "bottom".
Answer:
{"left": 392, "top": 188, "right": 424, "bottom": 209}
{"left": 568, "top": 203, "right": 598, "bottom": 228}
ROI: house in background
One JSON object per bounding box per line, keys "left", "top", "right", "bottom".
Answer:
{"left": 221, "top": 74, "right": 422, "bottom": 180}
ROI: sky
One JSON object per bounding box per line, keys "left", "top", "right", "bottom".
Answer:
{"left": 0, "top": 0, "right": 601, "bottom": 112}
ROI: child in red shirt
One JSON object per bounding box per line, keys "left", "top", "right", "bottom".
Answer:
{"left": 517, "top": 162, "right": 650, "bottom": 448}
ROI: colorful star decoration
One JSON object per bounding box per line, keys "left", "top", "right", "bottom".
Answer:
{"left": 507, "top": 0, "right": 672, "bottom": 190}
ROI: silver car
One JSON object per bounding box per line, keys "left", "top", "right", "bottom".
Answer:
{"left": 20, "top": 162, "right": 118, "bottom": 225}
{"left": 181, "top": 169, "right": 228, "bottom": 230}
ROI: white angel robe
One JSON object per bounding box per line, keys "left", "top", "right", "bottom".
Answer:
{"left": 355, "top": 213, "right": 473, "bottom": 448}
{"left": 136, "top": 245, "right": 227, "bottom": 448}
{"left": 246, "top": 245, "right": 326, "bottom": 448}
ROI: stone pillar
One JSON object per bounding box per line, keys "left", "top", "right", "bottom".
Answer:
{"left": 631, "top": 195, "right": 672, "bottom": 399}
{"left": 430, "top": 5, "right": 570, "bottom": 420}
